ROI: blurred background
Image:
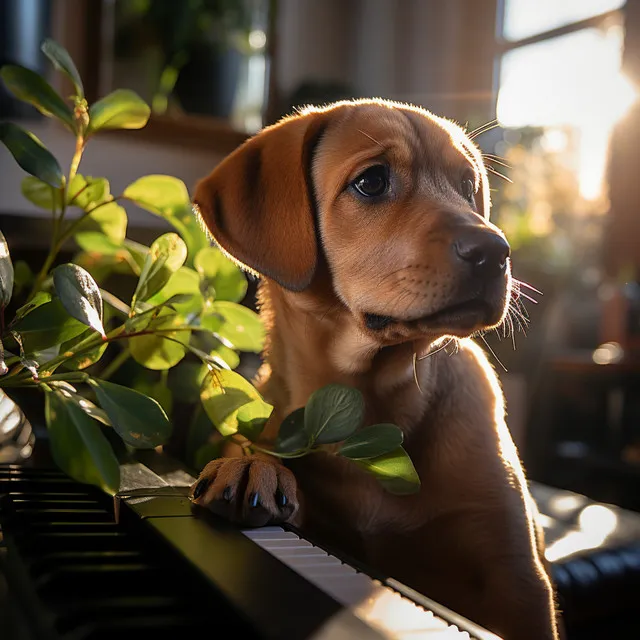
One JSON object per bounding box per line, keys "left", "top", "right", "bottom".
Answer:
{"left": 1, "top": 0, "right": 640, "bottom": 511}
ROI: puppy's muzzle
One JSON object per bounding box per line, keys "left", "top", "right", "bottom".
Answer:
{"left": 453, "top": 229, "right": 510, "bottom": 280}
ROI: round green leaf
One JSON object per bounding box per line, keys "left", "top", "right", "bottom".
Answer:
{"left": 21, "top": 176, "right": 63, "bottom": 210}
{"left": 67, "top": 175, "right": 110, "bottom": 210}
{"left": 147, "top": 266, "right": 203, "bottom": 316}
{"left": 304, "top": 384, "right": 364, "bottom": 445}
{"left": 74, "top": 201, "right": 127, "bottom": 244}
{"left": 275, "top": 407, "right": 309, "bottom": 453}
{"left": 133, "top": 233, "right": 187, "bottom": 303}
{"left": 53, "top": 263, "right": 105, "bottom": 337}
{"left": 59, "top": 328, "right": 108, "bottom": 370}
{"left": 74, "top": 232, "right": 123, "bottom": 256}
{"left": 123, "top": 175, "right": 190, "bottom": 218}
{"left": 0, "top": 64, "right": 74, "bottom": 126}
{"left": 354, "top": 447, "right": 421, "bottom": 495}
{"left": 0, "top": 229, "right": 14, "bottom": 307}
{"left": 129, "top": 310, "right": 189, "bottom": 370}
{"left": 45, "top": 391, "right": 120, "bottom": 495}
{"left": 0, "top": 122, "right": 63, "bottom": 187}
{"left": 41, "top": 38, "right": 84, "bottom": 98}
{"left": 200, "top": 369, "right": 272, "bottom": 437}
{"left": 339, "top": 424, "right": 404, "bottom": 460}
{"left": 195, "top": 247, "right": 248, "bottom": 303}
{"left": 87, "top": 89, "right": 149, "bottom": 134}
{"left": 210, "top": 339, "right": 240, "bottom": 370}
{"left": 175, "top": 204, "right": 210, "bottom": 263}
{"left": 12, "top": 298, "right": 87, "bottom": 354}
{"left": 91, "top": 379, "right": 171, "bottom": 448}
{"left": 207, "top": 301, "right": 264, "bottom": 353}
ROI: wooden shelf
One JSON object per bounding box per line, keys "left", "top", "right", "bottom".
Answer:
{"left": 107, "top": 114, "right": 251, "bottom": 156}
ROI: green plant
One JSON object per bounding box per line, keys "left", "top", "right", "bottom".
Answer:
{"left": 0, "top": 39, "right": 419, "bottom": 497}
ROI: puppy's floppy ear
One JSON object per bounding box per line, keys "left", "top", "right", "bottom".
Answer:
{"left": 193, "top": 112, "right": 328, "bottom": 292}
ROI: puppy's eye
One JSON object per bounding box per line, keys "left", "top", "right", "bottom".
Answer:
{"left": 352, "top": 165, "right": 389, "bottom": 198}
{"left": 461, "top": 175, "right": 475, "bottom": 204}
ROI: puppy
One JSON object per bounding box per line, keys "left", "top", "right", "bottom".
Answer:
{"left": 191, "top": 99, "right": 560, "bottom": 640}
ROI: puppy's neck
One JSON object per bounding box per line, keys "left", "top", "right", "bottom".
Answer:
{"left": 257, "top": 279, "right": 442, "bottom": 419}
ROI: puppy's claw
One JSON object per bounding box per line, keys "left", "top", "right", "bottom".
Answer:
{"left": 193, "top": 478, "right": 210, "bottom": 500}
{"left": 190, "top": 455, "right": 298, "bottom": 526}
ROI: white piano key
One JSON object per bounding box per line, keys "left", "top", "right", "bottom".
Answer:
{"left": 241, "top": 528, "right": 487, "bottom": 639}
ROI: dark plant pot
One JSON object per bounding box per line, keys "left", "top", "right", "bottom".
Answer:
{"left": 174, "top": 44, "right": 242, "bottom": 119}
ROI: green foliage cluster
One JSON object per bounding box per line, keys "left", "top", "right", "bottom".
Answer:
{"left": 0, "top": 40, "right": 419, "bottom": 497}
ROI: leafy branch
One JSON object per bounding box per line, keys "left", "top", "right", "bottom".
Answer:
{"left": 0, "top": 38, "right": 420, "bottom": 498}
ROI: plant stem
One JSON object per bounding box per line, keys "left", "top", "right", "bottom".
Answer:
{"left": 100, "top": 347, "right": 131, "bottom": 381}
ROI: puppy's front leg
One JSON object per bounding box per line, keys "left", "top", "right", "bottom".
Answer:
{"left": 190, "top": 453, "right": 298, "bottom": 527}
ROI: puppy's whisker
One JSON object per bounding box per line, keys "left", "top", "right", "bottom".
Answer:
{"left": 467, "top": 119, "right": 499, "bottom": 140}
{"left": 483, "top": 156, "right": 511, "bottom": 170}
{"left": 517, "top": 291, "right": 538, "bottom": 305}
{"left": 479, "top": 335, "right": 508, "bottom": 372}
{"left": 482, "top": 153, "right": 511, "bottom": 166}
{"left": 417, "top": 337, "right": 455, "bottom": 361}
{"left": 513, "top": 279, "right": 543, "bottom": 296}
{"left": 412, "top": 352, "right": 423, "bottom": 395}
{"left": 358, "top": 129, "right": 385, "bottom": 150}
{"left": 486, "top": 166, "right": 513, "bottom": 183}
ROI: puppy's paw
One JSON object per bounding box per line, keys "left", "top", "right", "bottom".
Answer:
{"left": 190, "top": 455, "right": 298, "bottom": 527}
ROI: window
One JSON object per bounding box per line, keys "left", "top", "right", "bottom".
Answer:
{"left": 491, "top": 0, "right": 635, "bottom": 273}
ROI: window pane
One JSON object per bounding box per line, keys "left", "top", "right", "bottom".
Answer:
{"left": 502, "top": 0, "right": 625, "bottom": 41}
{"left": 497, "top": 24, "right": 634, "bottom": 199}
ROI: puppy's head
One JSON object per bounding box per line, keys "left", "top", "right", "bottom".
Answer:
{"left": 194, "top": 99, "right": 511, "bottom": 344}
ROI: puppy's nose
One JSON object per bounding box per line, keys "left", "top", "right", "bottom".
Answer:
{"left": 454, "top": 230, "right": 510, "bottom": 277}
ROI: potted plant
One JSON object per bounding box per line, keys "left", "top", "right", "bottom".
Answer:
{"left": 0, "top": 39, "right": 419, "bottom": 497}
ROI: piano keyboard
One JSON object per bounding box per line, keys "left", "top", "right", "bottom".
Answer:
{"left": 243, "top": 526, "right": 500, "bottom": 639}
{"left": 0, "top": 455, "right": 502, "bottom": 640}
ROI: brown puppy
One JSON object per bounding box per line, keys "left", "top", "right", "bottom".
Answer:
{"left": 191, "top": 99, "right": 560, "bottom": 640}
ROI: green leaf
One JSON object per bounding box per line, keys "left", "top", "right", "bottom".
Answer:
{"left": 21, "top": 176, "right": 63, "bottom": 210}
{"left": 53, "top": 264, "right": 105, "bottom": 337}
{"left": 175, "top": 204, "right": 210, "bottom": 263}
{"left": 133, "top": 233, "right": 187, "bottom": 303}
{"left": 13, "top": 290, "right": 51, "bottom": 323}
{"left": 41, "top": 38, "right": 84, "bottom": 98}
{"left": 67, "top": 175, "right": 110, "bottom": 209}
{"left": 12, "top": 298, "right": 87, "bottom": 353}
{"left": 200, "top": 369, "right": 273, "bottom": 437}
{"left": 339, "top": 424, "right": 404, "bottom": 460}
{"left": 210, "top": 339, "right": 240, "bottom": 369}
{"left": 45, "top": 391, "right": 120, "bottom": 495}
{"left": 88, "top": 89, "right": 150, "bottom": 134}
{"left": 206, "top": 301, "right": 264, "bottom": 353}
{"left": 74, "top": 201, "right": 128, "bottom": 244}
{"left": 74, "top": 232, "right": 123, "bottom": 256}
{"left": 354, "top": 447, "right": 421, "bottom": 495}
{"left": 91, "top": 379, "right": 171, "bottom": 449}
{"left": 0, "top": 64, "right": 74, "bottom": 126}
{"left": 51, "top": 381, "right": 111, "bottom": 426}
{"left": 129, "top": 310, "right": 189, "bottom": 370}
{"left": 275, "top": 407, "right": 309, "bottom": 453}
{"left": 123, "top": 175, "right": 190, "bottom": 218}
{"left": 304, "top": 384, "right": 364, "bottom": 445}
{"left": 59, "top": 328, "right": 108, "bottom": 370}
{"left": 0, "top": 229, "right": 14, "bottom": 307}
{"left": 12, "top": 259, "right": 33, "bottom": 297}
{"left": 0, "top": 122, "right": 63, "bottom": 187}
{"left": 147, "top": 266, "right": 203, "bottom": 316}
{"left": 236, "top": 402, "right": 272, "bottom": 442}
{"left": 194, "top": 247, "right": 248, "bottom": 303}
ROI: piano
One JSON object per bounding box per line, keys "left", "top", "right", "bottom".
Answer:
{"left": 0, "top": 452, "right": 500, "bottom": 640}
{"left": 3, "top": 450, "right": 640, "bottom": 640}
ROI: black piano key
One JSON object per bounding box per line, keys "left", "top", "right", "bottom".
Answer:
{"left": 145, "top": 511, "right": 347, "bottom": 640}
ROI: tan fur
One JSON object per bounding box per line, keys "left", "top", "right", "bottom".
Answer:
{"left": 191, "top": 99, "right": 561, "bottom": 639}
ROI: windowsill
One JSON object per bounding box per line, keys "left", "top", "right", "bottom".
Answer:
{"left": 106, "top": 114, "right": 251, "bottom": 155}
